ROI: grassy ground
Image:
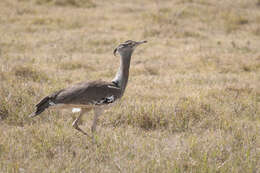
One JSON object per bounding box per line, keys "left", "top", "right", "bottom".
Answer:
{"left": 0, "top": 0, "right": 259, "bottom": 172}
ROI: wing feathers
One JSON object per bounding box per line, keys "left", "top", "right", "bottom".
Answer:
{"left": 29, "top": 80, "right": 121, "bottom": 117}
{"left": 54, "top": 81, "right": 121, "bottom": 105}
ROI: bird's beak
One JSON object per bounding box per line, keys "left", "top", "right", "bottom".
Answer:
{"left": 136, "top": 40, "right": 147, "bottom": 46}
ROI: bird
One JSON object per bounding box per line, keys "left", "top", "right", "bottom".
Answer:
{"left": 29, "top": 40, "right": 147, "bottom": 137}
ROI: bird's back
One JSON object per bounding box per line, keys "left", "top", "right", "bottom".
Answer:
{"left": 53, "top": 80, "right": 121, "bottom": 105}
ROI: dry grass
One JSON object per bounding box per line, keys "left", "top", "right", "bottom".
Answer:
{"left": 0, "top": 0, "right": 260, "bottom": 172}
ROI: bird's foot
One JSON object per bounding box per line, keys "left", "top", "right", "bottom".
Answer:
{"left": 72, "top": 121, "right": 91, "bottom": 138}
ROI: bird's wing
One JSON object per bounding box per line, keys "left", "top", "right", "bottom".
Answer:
{"left": 53, "top": 80, "right": 121, "bottom": 105}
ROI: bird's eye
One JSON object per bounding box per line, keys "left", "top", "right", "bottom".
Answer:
{"left": 124, "top": 43, "right": 132, "bottom": 47}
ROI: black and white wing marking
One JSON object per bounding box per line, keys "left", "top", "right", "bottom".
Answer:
{"left": 93, "top": 95, "right": 116, "bottom": 105}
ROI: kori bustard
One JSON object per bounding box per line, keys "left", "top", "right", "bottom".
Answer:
{"left": 29, "top": 40, "right": 147, "bottom": 137}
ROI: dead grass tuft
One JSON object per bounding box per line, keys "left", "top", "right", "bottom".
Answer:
{"left": 109, "top": 97, "right": 216, "bottom": 132}
{"left": 0, "top": 104, "right": 9, "bottom": 121}
{"left": 109, "top": 102, "right": 169, "bottom": 130}
{"left": 257, "top": 0, "right": 260, "bottom": 6}
{"left": 172, "top": 97, "right": 215, "bottom": 132}
{"left": 0, "top": 86, "right": 26, "bottom": 126}
{"left": 13, "top": 65, "right": 49, "bottom": 82}
{"left": 222, "top": 11, "right": 249, "bottom": 33}
{"left": 143, "top": 28, "right": 161, "bottom": 37}
{"left": 35, "top": 0, "right": 96, "bottom": 8}
{"left": 59, "top": 61, "right": 94, "bottom": 71}
{"left": 253, "top": 27, "right": 260, "bottom": 36}
{"left": 144, "top": 66, "right": 160, "bottom": 76}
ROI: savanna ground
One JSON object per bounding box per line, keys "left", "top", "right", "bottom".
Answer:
{"left": 0, "top": 0, "right": 260, "bottom": 172}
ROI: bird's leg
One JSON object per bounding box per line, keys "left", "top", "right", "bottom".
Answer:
{"left": 90, "top": 108, "right": 103, "bottom": 144}
{"left": 91, "top": 108, "right": 103, "bottom": 133}
{"left": 72, "top": 109, "right": 91, "bottom": 138}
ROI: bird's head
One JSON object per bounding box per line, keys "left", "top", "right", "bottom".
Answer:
{"left": 113, "top": 40, "right": 147, "bottom": 57}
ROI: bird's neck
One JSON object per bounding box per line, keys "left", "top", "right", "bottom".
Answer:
{"left": 112, "top": 53, "right": 132, "bottom": 96}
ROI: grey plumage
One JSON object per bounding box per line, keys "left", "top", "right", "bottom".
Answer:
{"left": 29, "top": 81, "right": 120, "bottom": 118}
{"left": 29, "top": 40, "right": 147, "bottom": 137}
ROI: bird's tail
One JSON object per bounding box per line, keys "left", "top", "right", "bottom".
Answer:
{"left": 29, "top": 96, "right": 52, "bottom": 118}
